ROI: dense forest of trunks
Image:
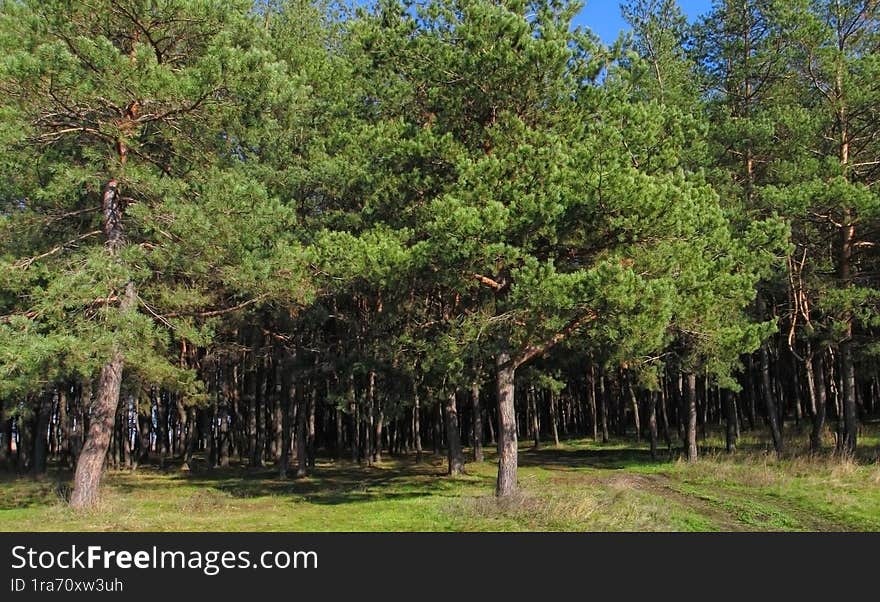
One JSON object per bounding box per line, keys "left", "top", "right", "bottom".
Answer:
{"left": 3, "top": 331, "right": 877, "bottom": 475}
{"left": 0, "top": 0, "right": 878, "bottom": 508}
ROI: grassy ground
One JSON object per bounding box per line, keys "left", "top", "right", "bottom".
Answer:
{"left": 2, "top": 429, "right": 880, "bottom": 531}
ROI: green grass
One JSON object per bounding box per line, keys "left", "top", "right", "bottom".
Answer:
{"left": 2, "top": 430, "right": 880, "bottom": 531}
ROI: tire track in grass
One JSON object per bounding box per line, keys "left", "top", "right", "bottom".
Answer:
{"left": 600, "top": 473, "right": 753, "bottom": 531}
{"left": 652, "top": 473, "right": 854, "bottom": 532}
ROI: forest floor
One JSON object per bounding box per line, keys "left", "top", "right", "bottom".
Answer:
{"left": 2, "top": 427, "right": 880, "bottom": 531}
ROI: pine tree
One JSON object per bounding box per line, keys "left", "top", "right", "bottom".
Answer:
{"left": 0, "top": 0, "right": 316, "bottom": 506}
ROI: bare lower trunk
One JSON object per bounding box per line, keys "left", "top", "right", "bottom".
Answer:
{"left": 724, "top": 389, "right": 737, "bottom": 454}
{"left": 529, "top": 386, "right": 540, "bottom": 449}
{"left": 648, "top": 392, "right": 658, "bottom": 460}
{"left": 471, "top": 381, "right": 483, "bottom": 462}
{"left": 69, "top": 283, "right": 134, "bottom": 509}
{"left": 296, "top": 383, "right": 308, "bottom": 478}
{"left": 588, "top": 364, "right": 598, "bottom": 441}
{"left": 280, "top": 369, "right": 294, "bottom": 478}
{"left": 760, "top": 345, "right": 784, "bottom": 456}
{"left": 445, "top": 391, "right": 464, "bottom": 475}
{"left": 32, "top": 392, "right": 51, "bottom": 475}
{"left": 686, "top": 372, "right": 698, "bottom": 462}
{"left": 809, "top": 351, "right": 827, "bottom": 453}
{"left": 549, "top": 392, "right": 560, "bottom": 447}
{"left": 840, "top": 339, "right": 857, "bottom": 456}
{"left": 495, "top": 353, "right": 518, "bottom": 497}
{"left": 0, "top": 398, "right": 9, "bottom": 469}
{"left": 599, "top": 374, "right": 609, "bottom": 443}
{"left": 349, "top": 375, "right": 358, "bottom": 463}
{"left": 627, "top": 379, "right": 641, "bottom": 444}
{"left": 413, "top": 383, "right": 422, "bottom": 462}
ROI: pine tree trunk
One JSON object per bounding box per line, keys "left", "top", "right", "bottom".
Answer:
{"left": 648, "top": 392, "right": 658, "bottom": 460}
{"left": 487, "top": 403, "right": 496, "bottom": 446}
{"left": 840, "top": 338, "right": 857, "bottom": 456}
{"left": 529, "top": 386, "right": 540, "bottom": 449}
{"left": 549, "top": 391, "right": 560, "bottom": 447}
{"left": 245, "top": 354, "right": 259, "bottom": 467}
{"left": 599, "top": 374, "right": 609, "bottom": 443}
{"left": 137, "top": 404, "right": 151, "bottom": 465}
{"left": 724, "top": 389, "right": 737, "bottom": 454}
{"left": 272, "top": 360, "right": 283, "bottom": 464}
{"left": 808, "top": 350, "right": 827, "bottom": 453}
{"left": 445, "top": 391, "right": 464, "bottom": 475}
{"left": 686, "top": 372, "right": 698, "bottom": 462}
{"left": 0, "top": 398, "right": 9, "bottom": 470}
{"left": 58, "top": 387, "right": 71, "bottom": 468}
{"left": 373, "top": 385, "right": 383, "bottom": 464}
{"left": 760, "top": 344, "right": 785, "bottom": 456}
{"left": 280, "top": 368, "right": 294, "bottom": 478}
{"left": 69, "top": 173, "right": 136, "bottom": 507}
{"left": 496, "top": 353, "right": 518, "bottom": 497}
{"left": 296, "top": 382, "right": 308, "bottom": 478}
{"left": 588, "top": 364, "right": 598, "bottom": 441}
{"left": 659, "top": 381, "right": 671, "bottom": 450}
{"left": 32, "top": 392, "right": 51, "bottom": 475}
{"left": 628, "top": 379, "right": 641, "bottom": 444}
{"left": 413, "top": 386, "right": 423, "bottom": 462}
{"left": 471, "top": 381, "right": 483, "bottom": 462}
{"left": 69, "top": 282, "right": 134, "bottom": 509}
{"left": 362, "top": 371, "right": 374, "bottom": 466}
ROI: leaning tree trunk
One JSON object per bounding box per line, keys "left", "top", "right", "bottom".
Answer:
{"left": 496, "top": 353, "right": 518, "bottom": 497}
{"left": 445, "top": 391, "right": 464, "bottom": 476}
{"left": 69, "top": 176, "right": 134, "bottom": 509}
{"left": 69, "top": 287, "right": 134, "bottom": 509}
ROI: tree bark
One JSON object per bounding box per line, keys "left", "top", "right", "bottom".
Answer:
{"left": 549, "top": 391, "right": 560, "bottom": 447}
{"left": 686, "top": 372, "right": 698, "bottom": 462}
{"left": 445, "top": 391, "right": 464, "bottom": 475}
{"left": 760, "top": 344, "right": 785, "bottom": 456}
{"left": 529, "top": 386, "right": 540, "bottom": 449}
{"left": 588, "top": 363, "right": 598, "bottom": 441}
{"left": 296, "top": 382, "right": 308, "bottom": 478}
{"left": 413, "top": 382, "right": 422, "bottom": 462}
{"left": 0, "top": 398, "right": 9, "bottom": 469}
{"left": 471, "top": 380, "right": 483, "bottom": 462}
{"left": 724, "top": 389, "right": 737, "bottom": 454}
{"left": 32, "top": 392, "right": 52, "bottom": 475}
{"left": 599, "top": 374, "right": 609, "bottom": 443}
{"left": 69, "top": 283, "right": 134, "bottom": 509}
{"left": 496, "top": 353, "right": 518, "bottom": 497}
{"left": 627, "top": 378, "right": 641, "bottom": 444}
{"left": 809, "top": 350, "right": 827, "bottom": 453}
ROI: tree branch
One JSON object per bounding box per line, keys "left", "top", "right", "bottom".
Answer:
{"left": 473, "top": 273, "right": 506, "bottom": 291}
{"left": 513, "top": 309, "right": 599, "bottom": 369}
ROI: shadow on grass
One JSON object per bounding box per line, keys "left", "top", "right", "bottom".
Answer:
{"left": 519, "top": 445, "right": 661, "bottom": 470}
{"left": 161, "top": 457, "right": 483, "bottom": 506}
